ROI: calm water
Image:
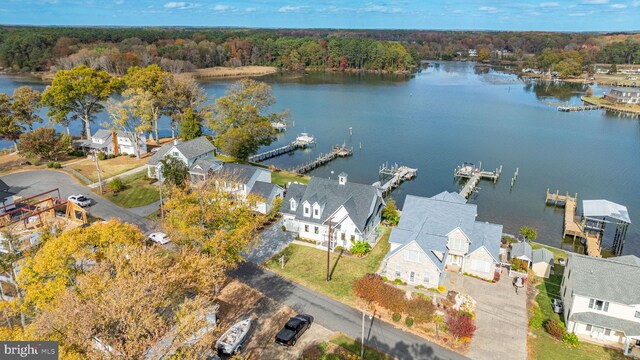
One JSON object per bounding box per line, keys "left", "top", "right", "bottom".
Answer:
{"left": 1, "top": 62, "right": 639, "bottom": 256}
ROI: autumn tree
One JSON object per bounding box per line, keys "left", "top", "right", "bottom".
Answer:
{"left": 11, "top": 86, "right": 42, "bottom": 131}
{"left": 18, "top": 127, "right": 72, "bottom": 162}
{"left": 106, "top": 88, "right": 153, "bottom": 159}
{"left": 0, "top": 94, "right": 22, "bottom": 151}
{"left": 519, "top": 226, "right": 537, "bottom": 241}
{"left": 159, "top": 156, "right": 189, "bottom": 187}
{"left": 123, "top": 64, "right": 172, "bottom": 143}
{"left": 179, "top": 108, "right": 203, "bottom": 141}
{"left": 381, "top": 199, "right": 399, "bottom": 226}
{"left": 164, "top": 76, "right": 211, "bottom": 139}
{"left": 42, "top": 65, "right": 116, "bottom": 139}
{"left": 163, "top": 176, "right": 266, "bottom": 266}
{"left": 477, "top": 48, "right": 491, "bottom": 62}
{"left": 209, "top": 78, "right": 287, "bottom": 161}
{"left": 446, "top": 311, "right": 477, "bottom": 341}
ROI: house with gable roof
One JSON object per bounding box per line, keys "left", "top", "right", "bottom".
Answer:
{"left": 281, "top": 172, "right": 384, "bottom": 250}
{"left": 74, "top": 129, "right": 147, "bottom": 156}
{"left": 379, "top": 192, "right": 502, "bottom": 287}
{"left": 147, "top": 136, "right": 216, "bottom": 180}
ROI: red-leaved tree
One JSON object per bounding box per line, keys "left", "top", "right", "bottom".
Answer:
{"left": 446, "top": 311, "right": 477, "bottom": 341}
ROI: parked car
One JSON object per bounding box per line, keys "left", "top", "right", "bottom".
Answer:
{"left": 275, "top": 314, "right": 313, "bottom": 347}
{"left": 148, "top": 232, "right": 170, "bottom": 245}
{"left": 552, "top": 298, "right": 563, "bottom": 314}
{"left": 68, "top": 194, "right": 91, "bottom": 207}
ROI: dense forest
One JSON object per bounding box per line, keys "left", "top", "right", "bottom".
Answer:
{"left": 0, "top": 27, "right": 638, "bottom": 75}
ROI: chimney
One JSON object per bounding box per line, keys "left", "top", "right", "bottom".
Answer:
{"left": 112, "top": 131, "right": 119, "bottom": 155}
{"left": 173, "top": 138, "right": 179, "bottom": 146}
{"left": 338, "top": 172, "right": 348, "bottom": 185}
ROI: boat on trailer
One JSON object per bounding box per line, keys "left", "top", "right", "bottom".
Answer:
{"left": 215, "top": 319, "right": 252, "bottom": 355}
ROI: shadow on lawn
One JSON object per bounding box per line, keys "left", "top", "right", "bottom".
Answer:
{"left": 329, "top": 248, "right": 344, "bottom": 280}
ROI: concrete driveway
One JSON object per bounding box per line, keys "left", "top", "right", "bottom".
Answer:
{"left": 445, "top": 270, "right": 527, "bottom": 360}
{"left": 1, "top": 170, "right": 155, "bottom": 232}
{"left": 245, "top": 220, "right": 296, "bottom": 263}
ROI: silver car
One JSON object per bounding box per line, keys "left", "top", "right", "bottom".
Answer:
{"left": 68, "top": 194, "right": 91, "bottom": 207}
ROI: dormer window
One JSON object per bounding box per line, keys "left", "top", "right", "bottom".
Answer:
{"left": 312, "top": 203, "right": 321, "bottom": 219}
{"left": 290, "top": 199, "right": 297, "bottom": 211}
{"left": 303, "top": 203, "right": 310, "bottom": 217}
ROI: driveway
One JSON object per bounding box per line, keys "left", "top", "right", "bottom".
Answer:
{"left": 231, "top": 262, "right": 466, "bottom": 360}
{"left": 445, "top": 270, "right": 527, "bottom": 360}
{"left": 245, "top": 220, "right": 296, "bottom": 263}
{"left": 1, "top": 170, "right": 155, "bottom": 232}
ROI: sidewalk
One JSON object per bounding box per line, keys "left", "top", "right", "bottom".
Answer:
{"left": 87, "top": 165, "right": 147, "bottom": 189}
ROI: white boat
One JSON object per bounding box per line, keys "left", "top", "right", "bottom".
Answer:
{"left": 295, "top": 132, "right": 315, "bottom": 146}
{"left": 271, "top": 121, "right": 287, "bottom": 131}
{"left": 215, "top": 319, "right": 252, "bottom": 355}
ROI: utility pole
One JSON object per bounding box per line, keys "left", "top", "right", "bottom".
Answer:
{"left": 326, "top": 216, "right": 332, "bottom": 281}
{"left": 361, "top": 309, "right": 365, "bottom": 360}
{"left": 93, "top": 149, "right": 103, "bottom": 194}
{"left": 158, "top": 169, "right": 164, "bottom": 220}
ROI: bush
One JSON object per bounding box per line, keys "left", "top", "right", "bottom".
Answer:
{"left": 446, "top": 311, "right": 477, "bottom": 341}
{"left": 563, "top": 333, "right": 579, "bottom": 347}
{"left": 544, "top": 319, "right": 566, "bottom": 340}
{"left": 350, "top": 240, "right": 371, "bottom": 257}
{"left": 281, "top": 225, "right": 286, "bottom": 231}
{"left": 407, "top": 297, "right": 435, "bottom": 324}
{"left": 394, "top": 278, "right": 404, "bottom": 285}
{"left": 529, "top": 305, "right": 544, "bottom": 329}
{"left": 97, "top": 152, "right": 106, "bottom": 160}
{"left": 392, "top": 313, "right": 401, "bottom": 322}
{"left": 382, "top": 199, "right": 400, "bottom": 226}
{"left": 353, "top": 273, "right": 407, "bottom": 313}
{"left": 437, "top": 285, "right": 446, "bottom": 294}
{"left": 68, "top": 150, "right": 85, "bottom": 157}
{"left": 108, "top": 178, "right": 124, "bottom": 193}
{"left": 405, "top": 317, "right": 414, "bottom": 327}
{"left": 47, "top": 161, "right": 61, "bottom": 169}
{"left": 334, "top": 245, "right": 343, "bottom": 253}
{"left": 381, "top": 276, "right": 388, "bottom": 282}
{"left": 493, "top": 270, "right": 501, "bottom": 282}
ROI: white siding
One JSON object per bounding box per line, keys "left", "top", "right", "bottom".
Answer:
{"left": 464, "top": 247, "right": 496, "bottom": 280}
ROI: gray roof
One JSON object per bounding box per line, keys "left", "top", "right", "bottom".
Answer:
{"left": 568, "top": 253, "right": 640, "bottom": 305}
{"left": 582, "top": 200, "right": 631, "bottom": 223}
{"left": 572, "top": 312, "right": 640, "bottom": 336}
{"left": 430, "top": 191, "right": 467, "bottom": 204}
{"left": 281, "top": 183, "right": 308, "bottom": 214}
{"left": 281, "top": 177, "right": 383, "bottom": 233}
{"left": 189, "top": 159, "right": 223, "bottom": 175}
{"left": 250, "top": 181, "right": 281, "bottom": 202}
{"left": 511, "top": 242, "right": 533, "bottom": 261}
{"left": 385, "top": 193, "right": 502, "bottom": 266}
{"left": 148, "top": 136, "right": 215, "bottom": 166}
{"left": 611, "top": 87, "right": 640, "bottom": 94}
{"left": 216, "top": 163, "right": 262, "bottom": 184}
{"left": 532, "top": 248, "right": 554, "bottom": 265}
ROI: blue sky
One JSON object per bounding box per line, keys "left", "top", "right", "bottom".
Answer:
{"left": 1, "top": 0, "right": 639, "bottom": 31}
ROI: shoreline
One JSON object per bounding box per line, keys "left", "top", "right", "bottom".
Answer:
{"left": 581, "top": 96, "right": 640, "bottom": 115}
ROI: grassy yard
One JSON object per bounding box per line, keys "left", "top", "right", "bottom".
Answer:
{"left": 214, "top": 153, "right": 310, "bottom": 187}
{"left": 528, "top": 245, "right": 626, "bottom": 360}
{"left": 66, "top": 154, "right": 149, "bottom": 183}
{"left": 265, "top": 227, "right": 390, "bottom": 306}
{"left": 102, "top": 171, "right": 159, "bottom": 208}
{"left": 329, "top": 334, "right": 394, "bottom": 360}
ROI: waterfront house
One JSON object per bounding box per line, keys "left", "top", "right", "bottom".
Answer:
{"left": 510, "top": 242, "right": 533, "bottom": 267}
{"left": 74, "top": 129, "right": 147, "bottom": 156}
{"left": 605, "top": 88, "right": 640, "bottom": 105}
{"left": 531, "top": 248, "right": 554, "bottom": 278}
{"left": 561, "top": 253, "right": 640, "bottom": 356}
{"left": 147, "top": 136, "right": 216, "bottom": 179}
{"left": 280, "top": 173, "right": 384, "bottom": 250}
{"left": 211, "top": 162, "right": 283, "bottom": 214}
{"left": 379, "top": 192, "right": 502, "bottom": 287}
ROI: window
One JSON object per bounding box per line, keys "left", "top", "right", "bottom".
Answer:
{"left": 567, "top": 270, "right": 571, "bottom": 279}
{"left": 395, "top": 269, "right": 401, "bottom": 277}
{"left": 290, "top": 199, "right": 297, "bottom": 211}
{"left": 635, "top": 311, "right": 640, "bottom": 319}
{"left": 586, "top": 324, "right": 592, "bottom": 331}
{"left": 604, "top": 329, "right": 611, "bottom": 336}
{"left": 409, "top": 271, "right": 416, "bottom": 283}
{"left": 449, "top": 237, "right": 465, "bottom": 251}
{"left": 588, "top": 299, "right": 609, "bottom": 312}
{"left": 423, "top": 274, "right": 430, "bottom": 283}
{"left": 314, "top": 226, "right": 319, "bottom": 234}
{"left": 304, "top": 205, "right": 310, "bottom": 217}
{"left": 172, "top": 151, "right": 179, "bottom": 157}
{"left": 314, "top": 208, "right": 319, "bottom": 216}
{"left": 404, "top": 250, "right": 420, "bottom": 262}
{"left": 563, "top": 287, "right": 567, "bottom": 297}
{"left": 350, "top": 235, "right": 355, "bottom": 241}
{"left": 304, "top": 225, "right": 309, "bottom": 233}
{"left": 341, "top": 232, "right": 346, "bottom": 241}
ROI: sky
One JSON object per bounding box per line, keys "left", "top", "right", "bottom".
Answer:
{"left": 1, "top": 0, "right": 639, "bottom": 32}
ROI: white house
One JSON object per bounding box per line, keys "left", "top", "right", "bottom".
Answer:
{"left": 74, "top": 129, "right": 147, "bottom": 156}
{"left": 281, "top": 173, "right": 384, "bottom": 250}
{"left": 212, "top": 162, "right": 284, "bottom": 214}
{"left": 147, "top": 136, "right": 216, "bottom": 179}
{"left": 379, "top": 192, "right": 502, "bottom": 287}
{"left": 605, "top": 88, "right": 640, "bottom": 105}
{"left": 561, "top": 253, "right": 640, "bottom": 356}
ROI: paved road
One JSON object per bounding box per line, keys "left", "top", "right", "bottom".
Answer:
{"left": 231, "top": 263, "right": 467, "bottom": 360}
{"left": 1, "top": 170, "right": 154, "bottom": 232}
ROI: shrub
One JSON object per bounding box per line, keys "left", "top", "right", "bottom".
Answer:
{"left": 108, "top": 178, "right": 124, "bottom": 193}
{"left": 47, "top": 161, "right": 61, "bottom": 169}
{"left": 407, "top": 297, "right": 435, "bottom": 324}
{"left": 529, "top": 305, "right": 544, "bottom": 329}
{"left": 446, "top": 311, "right": 477, "bottom": 341}
{"left": 392, "top": 313, "right": 401, "bottom": 322}
{"left": 350, "top": 240, "right": 371, "bottom": 257}
{"left": 544, "top": 319, "right": 566, "bottom": 340}
{"left": 353, "top": 273, "right": 407, "bottom": 313}
{"left": 563, "top": 333, "right": 579, "bottom": 347}
{"left": 334, "top": 245, "right": 343, "bottom": 253}
{"left": 68, "top": 150, "right": 85, "bottom": 157}
{"left": 394, "top": 278, "right": 404, "bottom": 285}
{"left": 281, "top": 225, "right": 286, "bottom": 231}
{"left": 493, "top": 270, "right": 501, "bottom": 282}
{"left": 382, "top": 199, "right": 400, "bottom": 226}
{"left": 381, "top": 276, "right": 388, "bottom": 282}
{"left": 18, "top": 128, "right": 72, "bottom": 161}
{"left": 438, "top": 285, "right": 446, "bottom": 294}
{"left": 97, "top": 152, "right": 106, "bottom": 160}
{"left": 405, "top": 317, "right": 414, "bottom": 327}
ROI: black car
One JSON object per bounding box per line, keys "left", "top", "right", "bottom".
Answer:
{"left": 274, "top": 314, "right": 313, "bottom": 347}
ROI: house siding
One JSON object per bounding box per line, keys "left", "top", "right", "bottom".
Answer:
{"left": 532, "top": 261, "right": 551, "bottom": 278}
{"left": 382, "top": 242, "right": 441, "bottom": 288}
{"left": 465, "top": 247, "right": 496, "bottom": 280}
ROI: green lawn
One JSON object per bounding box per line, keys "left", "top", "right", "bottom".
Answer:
{"left": 330, "top": 334, "right": 394, "bottom": 360}
{"left": 528, "top": 245, "right": 626, "bottom": 360}
{"left": 271, "top": 169, "right": 309, "bottom": 187}
{"left": 103, "top": 171, "right": 160, "bottom": 208}
{"left": 265, "top": 227, "right": 390, "bottom": 306}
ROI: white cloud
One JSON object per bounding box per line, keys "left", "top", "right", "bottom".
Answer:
{"left": 451, "top": 9, "right": 463, "bottom": 14}
{"left": 539, "top": 2, "right": 559, "bottom": 7}
{"left": 244, "top": 7, "right": 256, "bottom": 12}
{"left": 568, "top": 12, "right": 589, "bottom": 16}
{"left": 278, "top": 5, "right": 304, "bottom": 13}
{"left": 213, "top": 4, "right": 230, "bottom": 11}
{"left": 610, "top": 3, "right": 627, "bottom": 8}
{"left": 581, "top": 0, "right": 609, "bottom": 4}
{"left": 364, "top": 5, "right": 403, "bottom": 13}
{"left": 479, "top": 6, "right": 497, "bottom": 11}
{"left": 163, "top": 2, "right": 196, "bottom": 9}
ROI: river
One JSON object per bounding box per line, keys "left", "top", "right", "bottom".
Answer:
{"left": 1, "top": 62, "right": 639, "bottom": 256}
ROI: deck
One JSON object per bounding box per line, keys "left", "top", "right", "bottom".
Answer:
{"left": 375, "top": 164, "right": 417, "bottom": 195}
{"left": 454, "top": 162, "right": 502, "bottom": 198}
{"left": 557, "top": 105, "right": 600, "bottom": 112}
{"left": 291, "top": 145, "right": 353, "bottom": 174}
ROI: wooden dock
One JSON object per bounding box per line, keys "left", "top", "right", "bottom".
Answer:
{"left": 292, "top": 145, "right": 353, "bottom": 174}
{"left": 545, "top": 189, "right": 602, "bottom": 257}
{"left": 557, "top": 105, "right": 601, "bottom": 112}
{"left": 454, "top": 162, "right": 502, "bottom": 198}
{"left": 249, "top": 141, "right": 303, "bottom": 163}
{"left": 375, "top": 163, "right": 417, "bottom": 195}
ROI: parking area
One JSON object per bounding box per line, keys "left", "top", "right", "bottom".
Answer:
{"left": 445, "top": 269, "right": 527, "bottom": 360}
{"left": 215, "top": 280, "right": 334, "bottom": 359}
{"left": 246, "top": 220, "right": 296, "bottom": 263}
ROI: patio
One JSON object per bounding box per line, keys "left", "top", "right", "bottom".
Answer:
{"left": 445, "top": 269, "right": 528, "bottom": 360}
